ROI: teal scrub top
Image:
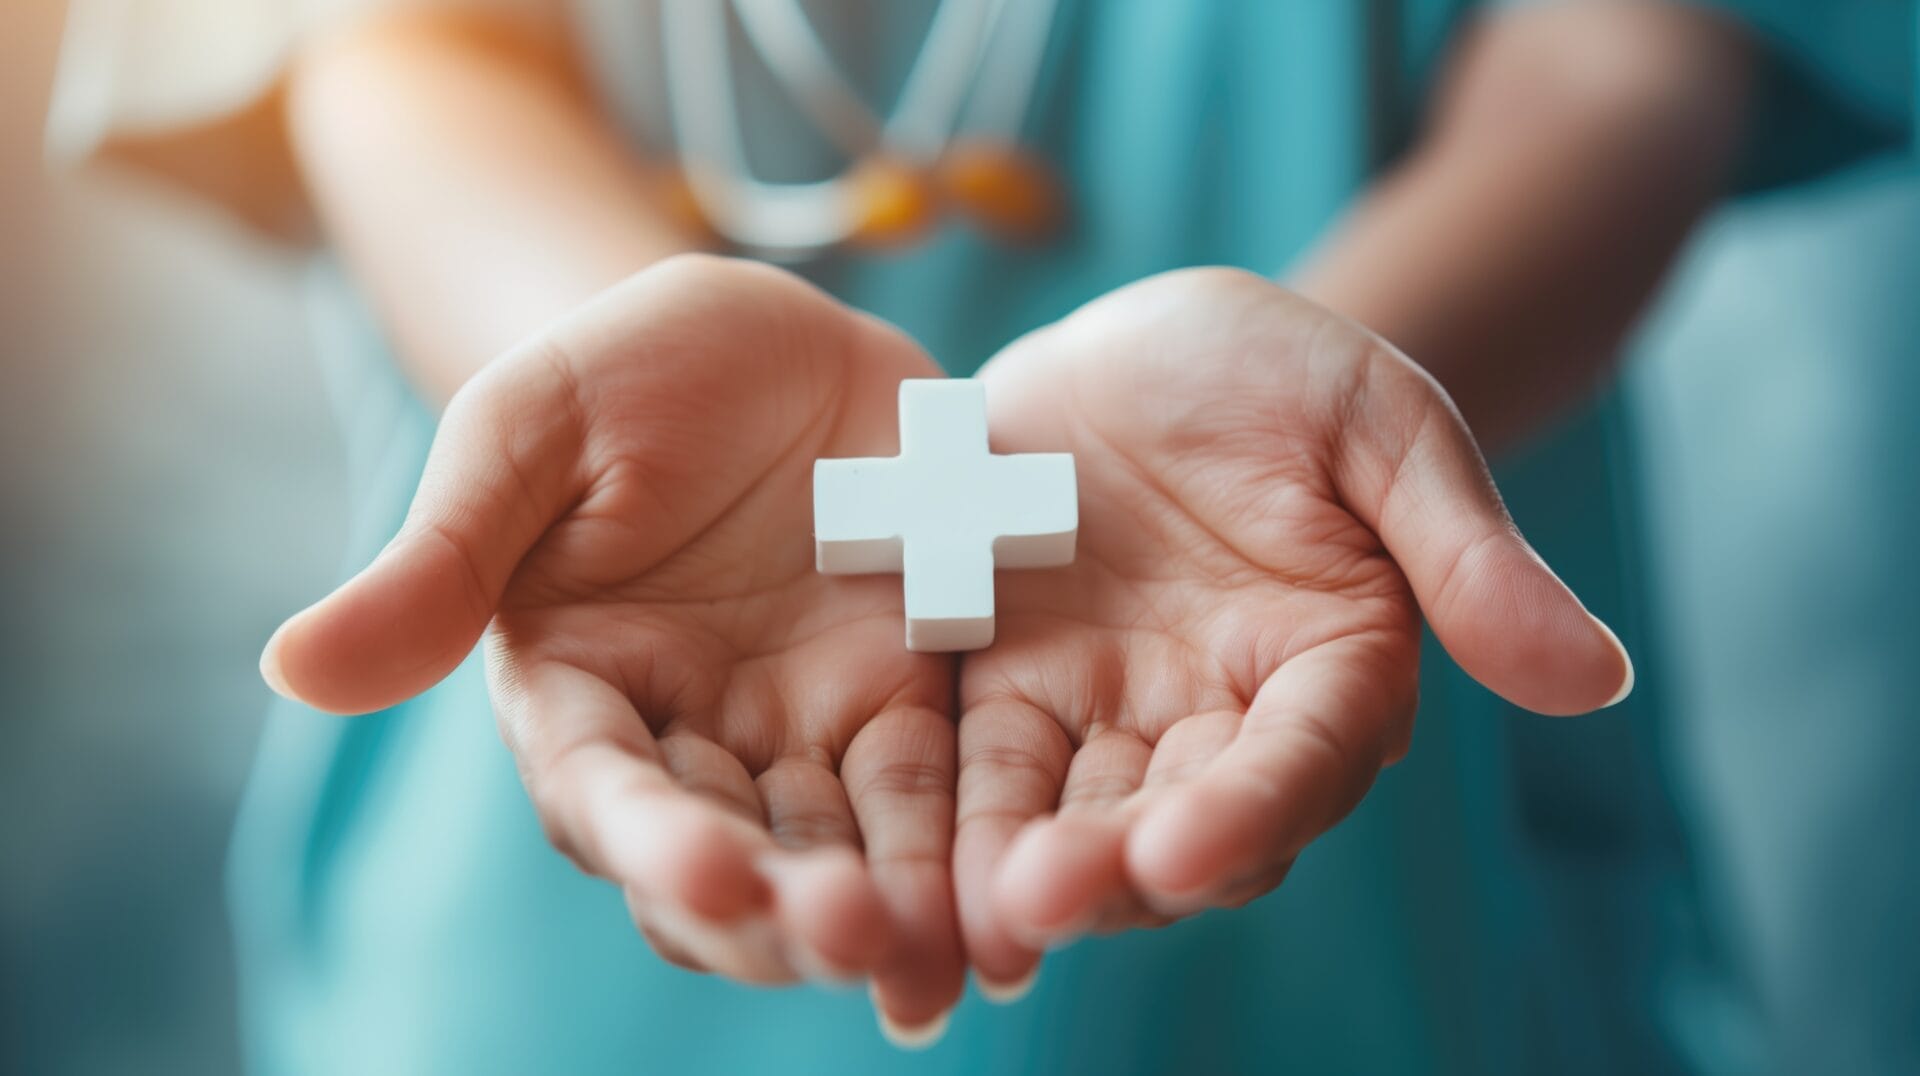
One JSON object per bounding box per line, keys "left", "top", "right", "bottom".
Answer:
{"left": 226, "top": 3, "right": 1912, "bottom": 1074}
{"left": 1623, "top": 4, "right": 1919, "bottom": 1072}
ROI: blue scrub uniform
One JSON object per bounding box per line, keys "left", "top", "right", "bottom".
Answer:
{"left": 227, "top": 3, "right": 1907, "bottom": 1073}
{"left": 1626, "top": 8, "right": 1918, "bottom": 1072}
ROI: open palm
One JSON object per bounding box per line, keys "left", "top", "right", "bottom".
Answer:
{"left": 262, "top": 256, "right": 963, "bottom": 1034}
{"left": 953, "top": 269, "right": 1634, "bottom": 989}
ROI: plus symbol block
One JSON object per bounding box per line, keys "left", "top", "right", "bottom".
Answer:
{"left": 813, "top": 379, "right": 1077, "bottom": 651}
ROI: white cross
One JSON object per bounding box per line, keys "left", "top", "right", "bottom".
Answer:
{"left": 813, "top": 379, "right": 1078, "bottom": 651}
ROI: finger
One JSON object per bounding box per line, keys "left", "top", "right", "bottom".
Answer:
{"left": 953, "top": 697, "right": 1070, "bottom": 992}
{"left": 631, "top": 900, "right": 793, "bottom": 984}
{"left": 263, "top": 350, "right": 583, "bottom": 714}
{"left": 993, "top": 811, "right": 1129, "bottom": 945}
{"left": 630, "top": 884, "right": 805, "bottom": 986}
{"left": 1210, "top": 858, "right": 1297, "bottom": 910}
{"left": 644, "top": 733, "right": 858, "bottom": 977}
{"left": 1333, "top": 355, "right": 1633, "bottom": 715}
{"left": 757, "top": 757, "right": 861, "bottom": 849}
{"left": 842, "top": 706, "right": 966, "bottom": 1038}
{"left": 494, "top": 659, "right": 791, "bottom": 979}
{"left": 1139, "top": 709, "right": 1243, "bottom": 789}
{"left": 1126, "top": 633, "right": 1413, "bottom": 905}
{"left": 1132, "top": 709, "right": 1245, "bottom": 917}
{"left": 626, "top": 734, "right": 886, "bottom": 983}
{"left": 755, "top": 847, "right": 889, "bottom": 982}
{"left": 626, "top": 891, "right": 709, "bottom": 973}
{"left": 755, "top": 758, "right": 891, "bottom": 978}
{"left": 658, "top": 732, "right": 763, "bottom": 819}
{"left": 1003, "top": 728, "right": 1153, "bottom": 936}
{"left": 1056, "top": 728, "right": 1151, "bottom": 811}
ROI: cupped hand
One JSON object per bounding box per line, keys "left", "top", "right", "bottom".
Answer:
{"left": 261, "top": 256, "right": 964, "bottom": 1038}
{"left": 953, "top": 268, "right": 1634, "bottom": 991}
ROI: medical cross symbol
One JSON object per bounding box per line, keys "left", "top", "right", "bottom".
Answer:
{"left": 813, "top": 379, "right": 1078, "bottom": 651}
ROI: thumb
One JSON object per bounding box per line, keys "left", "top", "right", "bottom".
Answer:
{"left": 261, "top": 353, "right": 583, "bottom": 715}
{"left": 1336, "top": 358, "right": 1633, "bottom": 717}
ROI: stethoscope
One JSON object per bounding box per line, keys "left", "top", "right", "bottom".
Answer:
{"left": 658, "top": 0, "right": 1066, "bottom": 258}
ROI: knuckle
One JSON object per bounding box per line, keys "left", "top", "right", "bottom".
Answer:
{"left": 411, "top": 517, "right": 497, "bottom": 633}
{"left": 1060, "top": 773, "right": 1137, "bottom": 807}
{"left": 960, "top": 741, "right": 1054, "bottom": 777}
{"left": 854, "top": 758, "right": 951, "bottom": 800}
{"left": 768, "top": 808, "right": 856, "bottom": 850}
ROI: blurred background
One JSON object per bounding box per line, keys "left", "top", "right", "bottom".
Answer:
{"left": 0, "top": 4, "right": 344, "bottom": 1073}
{"left": 1, "top": 1, "right": 1915, "bottom": 1074}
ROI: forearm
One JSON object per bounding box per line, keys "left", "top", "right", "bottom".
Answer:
{"left": 1294, "top": 2, "right": 1753, "bottom": 453}
{"left": 287, "top": 10, "right": 699, "bottom": 402}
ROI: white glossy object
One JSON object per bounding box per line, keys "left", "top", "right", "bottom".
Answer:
{"left": 813, "top": 379, "right": 1077, "bottom": 651}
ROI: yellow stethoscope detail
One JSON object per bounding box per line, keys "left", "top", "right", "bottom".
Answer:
{"left": 658, "top": 0, "right": 1068, "bottom": 257}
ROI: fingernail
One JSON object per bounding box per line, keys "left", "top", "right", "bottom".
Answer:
{"left": 976, "top": 965, "right": 1040, "bottom": 1005}
{"left": 259, "top": 628, "right": 293, "bottom": 700}
{"left": 871, "top": 987, "right": 952, "bottom": 1051}
{"left": 1590, "top": 614, "right": 1636, "bottom": 708}
{"left": 1010, "top": 917, "right": 1091, "bottom": 954}
{"left": 788, "top": 945, "right": 860, "bottom": 987}
{"left": 1139, "top": 887, "right": 1209, "bottom": 920}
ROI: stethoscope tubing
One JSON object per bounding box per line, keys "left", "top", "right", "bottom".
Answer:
{"left": 660, "top": 0, "right": 1056, "bottom": 256}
